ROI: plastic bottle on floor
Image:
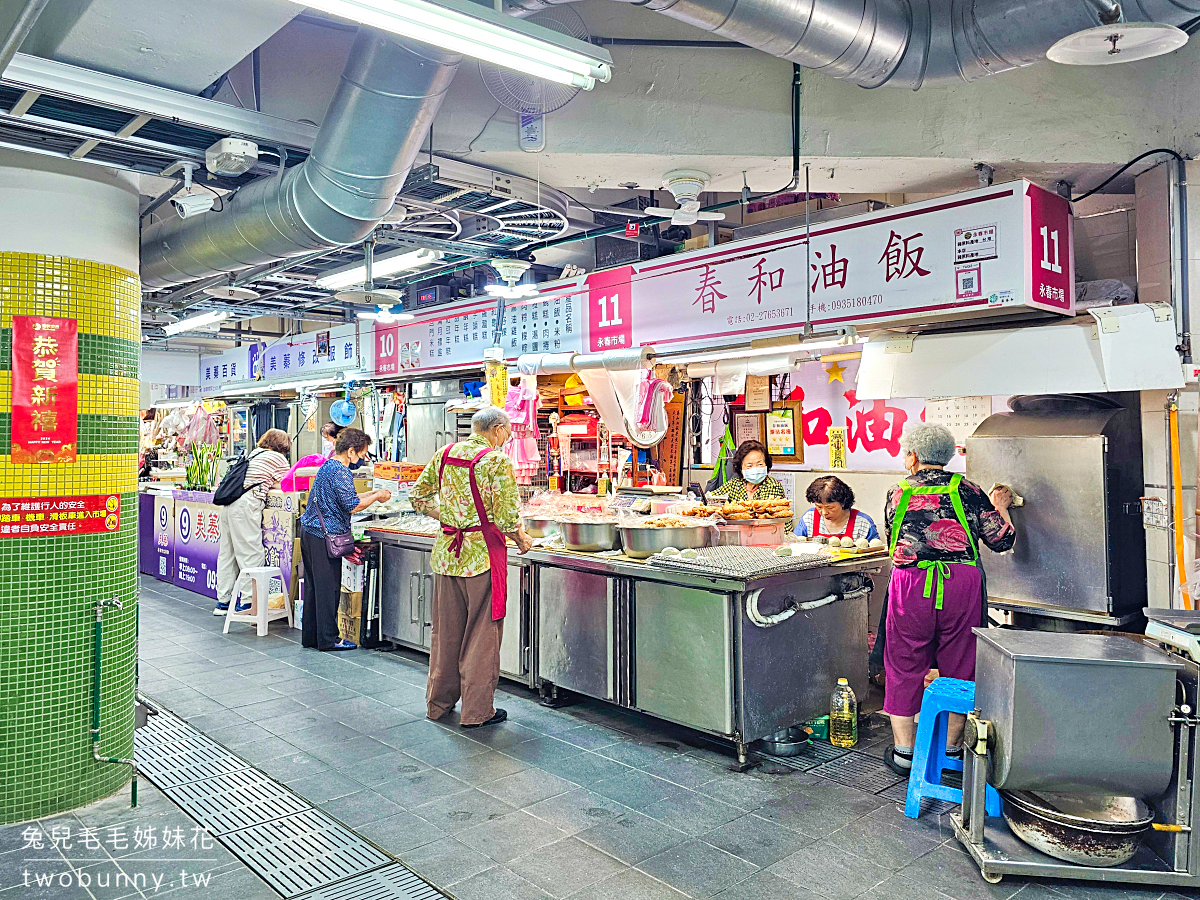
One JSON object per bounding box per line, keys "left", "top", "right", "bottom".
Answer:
{"left": 829, "top": 678, "right": 858, "bottom": 748}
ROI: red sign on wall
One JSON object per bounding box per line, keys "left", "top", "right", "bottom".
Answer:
{"left": 586, "top": 266, "right": 634, "bottom": 352}
{"left": 375, "top": 322, "right": 400, "bottom": 375}
{"left": 0, "top": 494, "right": 121, "bottom": 537}
{"left": 11, "top": 315, "right": 78, "bottom": 464}
{"left": 1024, "top": 182, "right": 1074, "bottom": 313}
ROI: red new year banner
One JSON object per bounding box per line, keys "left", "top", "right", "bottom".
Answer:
{"left": 11, "top": 315, "right": 78, "bottom": 464}
{"left": 0, "top": 494, "right": 121, "bottom": 537}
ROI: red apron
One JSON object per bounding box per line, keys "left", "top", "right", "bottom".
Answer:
{"left": 812, "top": 507, "right": 858, "bottom": 540}
{"left": 438, "top": 445, "right": 508, "bottom": 620}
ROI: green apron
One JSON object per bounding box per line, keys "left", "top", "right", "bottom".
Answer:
{"left": 888, "top": 473, "right": 977, "bottom": 610}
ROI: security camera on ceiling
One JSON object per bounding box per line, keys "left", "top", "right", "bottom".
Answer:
{"left": 172, "top": 193, "right": 216, "bottom": 219}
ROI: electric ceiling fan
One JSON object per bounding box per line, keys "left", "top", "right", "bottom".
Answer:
{"left": 643, "top": 169, "right": 725, "bottom": 226}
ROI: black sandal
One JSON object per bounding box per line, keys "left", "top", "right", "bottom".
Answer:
{"left": 884, "top": 744, "right": 914, "bottom": 777}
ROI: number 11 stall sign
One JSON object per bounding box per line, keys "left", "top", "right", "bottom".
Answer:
{"left": 583, "top": 181, "right": 1073, "bottom": 352}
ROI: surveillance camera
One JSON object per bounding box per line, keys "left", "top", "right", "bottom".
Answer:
{"left": 172, "top": 193, "right": 215, "bottom": 219}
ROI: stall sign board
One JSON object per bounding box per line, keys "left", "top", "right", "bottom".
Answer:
{"left": 173, "top": 491, "right": 220, "bottom": 599}
{"left": 766, "top": 408, "right": 797, "bottom": 456}
{"left": 152, "top": 494, "right": 174, "bottom": 580}
{"left": 200, "top": 345, "right": 250, "bottom": 396}
{"left": 262, "top": 492, "right": 296, "bottom": 600}
{"left": 374, "top": 294, "right": 585, "bottom": 374}
{"left": 258, "top": 323, "right": 359, "bottom": 382}
{"left": 0, "top": 493, "right": 120, "bottom": 536}
{"left": 541, "top": 181, "right": 1076, "bottom": 355}
{"left": 11, "top": 316, "right": 78, "bottom": 464}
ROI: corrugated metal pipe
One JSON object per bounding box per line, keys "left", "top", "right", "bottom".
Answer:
{"left": 141, "top": 29, "right": 460, "bottom": 289}
{"left": 509, "top": 0, "right": 1200, "bottom": 88}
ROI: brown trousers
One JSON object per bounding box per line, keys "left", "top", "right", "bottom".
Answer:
{"left": 426, "top": 571, "right": 504, "bottom": 725}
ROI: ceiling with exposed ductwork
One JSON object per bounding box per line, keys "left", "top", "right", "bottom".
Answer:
{"left": 2, "top": 0, "right": 1196, "bottom": 348}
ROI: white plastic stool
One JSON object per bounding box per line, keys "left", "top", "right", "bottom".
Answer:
{"left": 223, "top": 566, "right": 293, "bottom": 636}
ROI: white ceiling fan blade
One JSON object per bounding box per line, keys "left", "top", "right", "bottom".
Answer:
{"left": 672, "top": 210, "right": 699, "bottom": 226}
{"left": 678, "top": 199, "right": 701, "bottom": 213}
{"left": 644, "top": 206, "right": 676, "bottom": 216}
{"left": 695, "top": 211, "right": 726, "bottom": 221}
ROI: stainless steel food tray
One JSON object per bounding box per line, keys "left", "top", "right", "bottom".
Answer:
{"left": 648, "top": 545, "right": 829, "bottom": 579}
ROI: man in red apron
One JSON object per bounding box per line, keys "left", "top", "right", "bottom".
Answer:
{"left": 411, "top": 408, "right": 532, "bottom": 727}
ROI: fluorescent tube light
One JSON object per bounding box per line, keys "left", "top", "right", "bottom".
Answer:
{"left": 664, "top": 330, "right": 856, "bottom": 365}
{"left": 295, "top": 0, "right": 613, "bottom": 89}
{"left": 316, "top": 248, "right": 442, "bottom": 291}
{"left": 485, "top": 283, "right": 539, "bottom": 299}
{"left": 162, "top": 310, "right": 229, "bottom": 335}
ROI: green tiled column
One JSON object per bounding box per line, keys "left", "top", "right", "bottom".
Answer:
{"left": 0, "top": 253, "right": 141, "bottom": 824}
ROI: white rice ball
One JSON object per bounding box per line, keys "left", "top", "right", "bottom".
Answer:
{"left": 868, "top": 538, "right": 885, "bottom": 549}
{"left": 660, "top": 547, "right": 680, "bottom": 556}
{"left": 680, "top": 548, "right": 700, "bottom": 559}
{"left": 839, "top": 536, "right": 856, "bottom": 548}
{"left": 854, "top": 538, "right": 870, "bottom": 550}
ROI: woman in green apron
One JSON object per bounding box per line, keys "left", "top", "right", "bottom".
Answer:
{"left": 881, "top": 424, "right": 1015, "bottom": 776}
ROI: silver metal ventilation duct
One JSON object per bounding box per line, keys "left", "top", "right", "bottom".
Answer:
{"left": 141, "top": 29, "right": 460, "bottom": 289}
{"left": 510, "top": 0, "right": 1200, "bottom": 88}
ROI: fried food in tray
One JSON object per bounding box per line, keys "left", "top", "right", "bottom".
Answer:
{"left": 679, "top": 505, "right": 723, "bottom": 518}
{"left": 718, "top": 499, "right": 793, "bottom": 521}
{"left": 639, "top": 516, "right": 695, "bottom": 528}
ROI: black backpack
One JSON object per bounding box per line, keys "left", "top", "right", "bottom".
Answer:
{"left": 212, "top": 449, "right": 265, "bottom": 506}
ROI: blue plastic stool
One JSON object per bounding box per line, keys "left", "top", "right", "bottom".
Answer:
{"left": 904, "top": 677, "right": 1002, "bottom": 818}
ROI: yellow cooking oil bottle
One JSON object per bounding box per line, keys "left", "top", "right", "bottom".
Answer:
{"left": 829, "top": 678, "right": 858, "bottom": 748}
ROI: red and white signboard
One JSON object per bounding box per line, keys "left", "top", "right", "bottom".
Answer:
{"left": 575, "top": 181, "right": 1073, "bottom": 353}
{"left": 0, "top": 494, "right": 121, "bottom": 537}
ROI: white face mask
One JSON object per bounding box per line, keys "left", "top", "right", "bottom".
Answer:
{"left": 743, "top": 466, "right": 768, "bottom": 485}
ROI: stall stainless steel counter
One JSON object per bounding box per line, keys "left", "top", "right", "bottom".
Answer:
{"left": 369, "top": 528, "right": 882, "bottom": 763}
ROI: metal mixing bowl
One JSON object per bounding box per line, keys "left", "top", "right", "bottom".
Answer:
{"left": 617, "top": 524, "right": 712, "bottom": 559}
{"left": 1001, "top": 790, "right": 1153, "bottom": 867}
{"left": 522, "top": 516, "right": 558, "bottom": 538}
{"left": 558, "top": 520, "right": 620, "bottom": 552}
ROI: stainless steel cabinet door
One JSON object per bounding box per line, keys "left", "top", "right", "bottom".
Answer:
{"left": 499, "top": 564, "right": 526, "bottom": 678}
{"left": 537, "top": 567, "right": 614, "bottom": 700}
{"left": 634, "top": 583, "right": 733, "bottom": 736}
{"left": 379, "top": 544, "right": 426, "bottom": 648}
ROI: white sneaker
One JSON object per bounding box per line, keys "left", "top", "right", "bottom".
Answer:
{"left": 213, "top": 604, "right": 229, "bottom": 616}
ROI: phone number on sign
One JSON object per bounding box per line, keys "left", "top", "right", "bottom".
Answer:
{"left": 727, "top": 307, "right": 794, "bottom": 326}
{"left": 827, "top": 294, "right": 883, "bottom": 311}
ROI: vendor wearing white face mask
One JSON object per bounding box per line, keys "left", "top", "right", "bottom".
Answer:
{"left": 709, "top": 440, "right": 787, "bottom": 508}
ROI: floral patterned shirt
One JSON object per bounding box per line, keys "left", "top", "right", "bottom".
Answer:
{"left": 411, "top": 434, "right": 521, "bottom": 577}
{"left": 884, "top": 469, "right": 1015, "bottom": 567}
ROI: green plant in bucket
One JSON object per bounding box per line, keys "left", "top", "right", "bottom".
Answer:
{"left": 185, "top": 442, "right": 220, "bottom": 490}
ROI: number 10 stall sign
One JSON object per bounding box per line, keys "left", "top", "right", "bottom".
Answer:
{"left": 583, "top": 181, "right": 1074, "bottom": 351}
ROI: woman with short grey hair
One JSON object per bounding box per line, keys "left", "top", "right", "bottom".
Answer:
{"left": 881, "top": 423, "right": 1017, "bottom": 776}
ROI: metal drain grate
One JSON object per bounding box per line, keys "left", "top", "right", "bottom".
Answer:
{"left": 135, "top": 711, "right": 194, "bottom": 745}
{"left": 297, "top": 864, "right": 443, "bottom": 900}
{"left": 137, "top": 738, "right": 250, "bottom": 788}
{"left": 810, "top": 751, "right": 906, "bottom": 793}
{"left": 164, "top": 768, "right": 310, "bottom": 835}
{"left": 756, "top": 740, "right": 849, "bottom": 771}
{"left": 223, "top": 810, "right": 393, "bottom": 898}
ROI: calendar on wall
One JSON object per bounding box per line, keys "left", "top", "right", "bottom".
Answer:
{"left": 925, "top": 396, "right": 994, "bottom": 446}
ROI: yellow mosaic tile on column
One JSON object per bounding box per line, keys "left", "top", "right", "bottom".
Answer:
{"left": 0, "top": 250, "right": 142, "bottom": 823}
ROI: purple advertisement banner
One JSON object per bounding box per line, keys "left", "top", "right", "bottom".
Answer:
{"left": 173, "top": 492, "right": 220, "bottom": 599}
{"left": 262, "top": 492, "right": 296, "bottom": 598}
{"left": 153, "top": 494, "right": 175, "bottom": 582}
{"left": 138, "top": 493, "right": 155, "bottom": 576}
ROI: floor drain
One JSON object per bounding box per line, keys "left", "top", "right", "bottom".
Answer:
{"left": 297, "top": 864, "right": 444, "bottom": 900}
{"left": 164, "top": 768, "right": 311, "bottom": 835}
{"left": 136, "top": 698, "right": 447, "bottom": 900}
{"left": 222, "top": 810, "right": 392, "bottom": 898}
{"left": 810, "top": 751, "right": 906, "bottom": 793}
{"left": 754, "top": 740, "right": 849, "bottom": 771}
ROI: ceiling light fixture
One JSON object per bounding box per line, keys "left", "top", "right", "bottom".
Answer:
{"left": 660, "top": 329, "right": 856, "bottom": 365}
{"left": 316, "top": 247, "right": 443, "bottom": 291}
{"left": 357, "top": 304, "right": 414, "bottom": 323}
{"left": 162, "top": 310, "right": 230, "bottom": 336}
{"left": 485, "top": 283, "right": 539, "bottom": 299}
{"left": 293, "top": 0, "right": 613, "bottom": 88}
{"left": 1047, "top": 1, "right": 1187, "bottom": 65}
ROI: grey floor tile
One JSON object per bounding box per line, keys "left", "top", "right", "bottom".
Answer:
{"left": 255, "top": 751, "right": 331, "bottom": 784}
{"left": 896, "top": 845, "right": 1024, "bottom": 900}
{"left": 306, "top": 734, "right": 394, "bottom": 767}
{"left": 347, "top": 753, "right": 429, "bottom": 787}
{"left": 828, "top": 814, "right": 943, "bottom": 869}
{"left": 868, "top": 802, "right": 962, "bottom": 844}
{"left": 504, "top": 737, "right": 587, "bottom": 768}
{"left": 567, "top": 866, "right": 689, "bottom": 900}
{"left": 756, "top": 788, "right": 876, "bottom": 839}
{"left": 554, "top": 724, "right": 629, "bottom": 751}
{"left": 357, "top": 810, "right": 446, "bottom": 854}
{"left": 770, "top": 843, "right": 892, "bottom": 900}
{"left": 234, "top": 735, "right": 301, "bottom": 765}
{"left": 589, "top": 770, "right": 682, "bottom": 810}
{"left": 284, "top": 720, "right": 363, "bottom": 749}
{"left": 695, "top": 770, "right": 809, "bottom": 810}
{"left": 400, "top": 836, "right": 496, "bottom": 887}
{"left": 702, "top": 813, "right": 815, "bottom": 868}
{"left": 285, "top": 770, "right": 364, "bottom": 803}
{"left": 535, "top": 751, "right": 633, "bottom": 786}
{"left": 597, "top": 741, "right": 684, "bottom": 770}
{"left": 179, "top": 711, "right": 249, "bottom": 733}
{"left": 861, "top": 873, "right": 959, "bottom": 900}
{"left": 712, "top": 870, "right": 827, "bottom": 900}
{"left": 576, "top": 811, "right": 689, "bottom": 865}
{"left": 245, "top": 708, "right": 332, "bottom": 737}
{"left": 456, "top": 810, "right": 570, "bottom": 863}
{"left": 463, "top": 721, "right": 544, "bottom": 750}
{"left": 375, "top": 718, "right": 453, "bottom": 749}
{"left": 449, "top": 864, "right": 553, "bottom": 900}
{"left": 375, "top": 769, "right": 471, "bottom": 809}
{"left": 524, "top": 788, "right": 630, "bottom": 835}
{"left": 320, "top": 789, "right": 407, "bottom": 828}
{"left": 1029, "top": 884, "right": 1164, "bottom": 900}
{"left": 640, "top": 754, "right": 727, "bottom": 790}
{"left": 439, "top": 750, "right": 530, "bottom": 786}
{"left": 414, "top": 788, "right": 518, "bottom": 834}
{"left": 507, "top": 837, "right": 627, "bottom": 898}
{"left": 479, "top": 768, "right": 578, "bottom": 809}
{"left": 404, "top": 732, "right": 492, "bottom": 767}
{"left": 638, "top": 839, "right": 759, "bottom": 898}
{"left": 640, "top": 792, "right": 742, "bottom": 837}
{"left": 227, "top": 696, "right": 309, "bottom": 721}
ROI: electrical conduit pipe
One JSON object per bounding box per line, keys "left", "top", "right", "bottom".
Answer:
{"left": 93, "top": 597, "right": 137, "bottom": 807}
